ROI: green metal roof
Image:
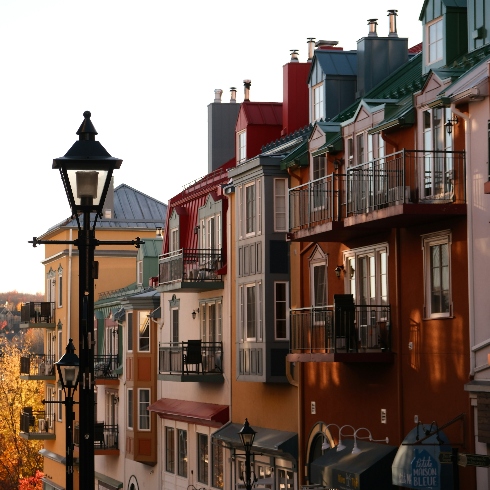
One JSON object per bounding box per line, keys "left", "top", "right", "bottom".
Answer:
{"left": 368, "top": 96, "right": 415, "bottom": 134}
{"left": 280, "top": 140, "right": 308, "bottom": 169}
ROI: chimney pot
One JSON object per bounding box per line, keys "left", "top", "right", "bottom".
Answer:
{"left": 367, "top": 19, "right": 378, "bottom": 36}
{"left": 307, "top": 37, "right": 316, "bottom": 61}
{"left": 388, "top": 10, "right": 398, "bottom": 37}
{"left": 214, "top": 89, "right": 223, "bottom": 103}
{"left": 243, "top": 79, "right": 251, "bottom": 102}
{"left": 230, "top": 87, "right": 237, "bottom": 103}
{"left": 290, "top": 49, "right": 299, "bottom": 62}
{"left": 315, "top": 40, "right": 339, "bottom": 50}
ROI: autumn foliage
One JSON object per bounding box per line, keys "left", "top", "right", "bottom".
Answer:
{"left": 0, "top": 338, "right": 44, "bottom": 489}
{"left": 18, "top": 470, "right": 44, "bottom": 490}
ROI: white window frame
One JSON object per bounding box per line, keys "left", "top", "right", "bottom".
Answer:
{"left": 274, "top": 178, "right": 288, "bottom": 232}
{"left": 57, "top": 266, "right": 63, "bottom": 308}
{"left": 274, "top": 281, "right": 289, "bottom": 340}
{"left": 45, "top": 385, "right": 56, "bottom": 429}
{"left": 171, "top": 307, "right": 179, "bottom": 344}
{"left": 138, "top": 310, "right": 150, "bottom": 352}
{"left": 57, "top": 388, "right": 63, "bottom": 422}
{"left": 427, "top": 17, "right": 443, "bottom": 64}
{"left": 136, "top": 260, "right": 143, "bottom": 285}
{"left": 177, "top": 428, "right": 188, "bottom": 477}
{"left": 138, "top": 388, "right": 150, "bottom": 431}
{"left": 356, "top": 132, "right": 365, "bottom": 165}
{"left": 197, "top": 432, "right": 209, "bottom": 485}
{"left": 127, "top": 388, "right": 133, "bottom": 429}
{"left": 245, "top": 182, "right": 256, "bottom": 237}
{"left": 309, "top": 247, "right": 328, "bottom": 308}
{"left": 312, "top": 83, "right": 324, "bottom": 121}
{"left": 238, "top": 130, "right": 247, "bottom": 163}
{"left": 200, "top": 298, "right": 222, "bottom": 343}
{"left": 240, "top": 283, "right": 260, "bottom": 341}
{"left": 422, "top": 231, "right": 452, "bottom": 319}
{"left": 165, "top": 426, "right": 175, "bottom": 474}
{"left": 347, "top": 137, "right": 354, "bottom": 167}
{"left": 170, "top": 227, "right": 179, "bottom": 252}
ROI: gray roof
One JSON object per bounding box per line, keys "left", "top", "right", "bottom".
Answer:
{"left": 314, "top": 50, "right": 357, "bottom": 77}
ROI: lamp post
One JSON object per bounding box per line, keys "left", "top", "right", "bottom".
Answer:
{"left": 238, "top": 418, "right": 257, "bottom": 490}
{"left": 55, "top": 339, "right": 80, "bottom": 490}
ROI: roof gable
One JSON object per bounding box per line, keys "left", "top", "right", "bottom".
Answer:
{"left": 308, "top": 50, "right": 357, "bottom": 85}
{"left": 237, "top": 102, "right": 283, "bottom": 129}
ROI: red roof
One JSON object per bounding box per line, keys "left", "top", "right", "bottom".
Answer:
{"left": 409, "top": 43, "right": 422, "bottom": 54}
{"left": 241, "top": 102, "right": 283, "bottom": 126}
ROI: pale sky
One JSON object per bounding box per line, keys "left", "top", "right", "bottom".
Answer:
{"left": 1, "top": 1, "right": 423, "bottom": 294}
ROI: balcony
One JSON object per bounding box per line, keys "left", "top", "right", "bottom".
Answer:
{"left": 20, "top": 354, "right": 56, "bottom": 380}
{"left": 158, "top": 248, "right": 224, "bottom": 292}
{"left": 20, "top": 302, "right": 55, "bottom": 329}
{"left": 20, "top": 408, "right": 55, "bottom": 440}
{"left": 158, "top": 341, "right": 224, "bottom": 383}
{"left": 94, "top": 354, "right": 119, "bottom": 384}
{"left": 74, "top": 422, "right": 119, "bottom": 455}
{"left": 287, "top": 302, "right": 394, "bottom": 363}
{"left": 288, "top": 149, "right": 466, "bottom": 241}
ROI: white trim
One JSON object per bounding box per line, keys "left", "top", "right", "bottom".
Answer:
{"left": 274, "top": 178, "right": 288, "bottom": 232}
{"left": 274, "top": 281, "right": 289, "bottom": 340}
{"left": 137, "top": 388, "right": 151, "bottom": 431}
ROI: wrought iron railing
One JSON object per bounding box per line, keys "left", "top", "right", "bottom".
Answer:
{"left": 94, "top": 354, "right": 119, "bottom": 379}
{"left": 20, "top": 408, "right": 55, "bottom": 435}
{"left": 74, "top": 422, "right": 118, "bottom": 449}
{"left": 20, "top": 302, "right": 55, "bottom": 324}
{"left": 288, "top": 149, "right": 466, "bottom": 231}
{"left": 159, "top": 248, "right": 223, "bottom": 285}
{"left": 20, "top": 354, "right": 56, "bottom": 376}
{"left": 159, "top": 341, "right": 223, "bottom": 375}
{"left": 290, "top": 304, "right": 391, "bottom": 353}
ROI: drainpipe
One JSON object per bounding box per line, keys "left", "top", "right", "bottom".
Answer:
{"left": 68, "top": 227, "right": 73, "bottom": 340}
{"left": 450, "top": 103, "right": 474, "bottom": 375}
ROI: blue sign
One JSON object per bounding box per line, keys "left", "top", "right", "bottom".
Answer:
{"left": 411, "top": 449, "right": 439, "bottom": 489}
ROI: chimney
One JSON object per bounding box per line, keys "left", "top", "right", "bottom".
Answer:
{"left": 230, "top": 87, "right": 237, "bottom": 103}
{"left": 388, "top": 10, "right": 398, "bottom": 37}
{"left": 368, "top": 19, "right": 378, "bottom": 37}
{"left": 315, "top": 40, "right": 341, "bottom": 50}
{"left": 214, "top": 89, "right": 223, "bottom": 103}
{"left": 243, "top": 79, "right": 251, "bottom": 101}
{"left": 307, "top": 38, "right": 316, "bottom": 61}
{"left": 290, "top": 49, "right": 299, "bottom": 62}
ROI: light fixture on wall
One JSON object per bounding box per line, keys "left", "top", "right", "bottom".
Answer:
{"left": 194, "top": 225, "right": 200, "bottom": 235}
{"left": 155, "top": 226, "right": 163, "bottom": 238}
{"left": 192, "top": 308, "right": 200, "bottom": 320}
{"left": 445, "top": 114, "right": 458, "bottom": 134}
{"left": 335, "top": 265, "right": 344, "bottom": 278}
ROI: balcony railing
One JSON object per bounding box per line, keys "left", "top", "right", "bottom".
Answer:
{"left": 94, "top": 354, "right": 119, "bottom": 379}
{"left": 20, "top": 354, "right": 56, "bottom": 377}
{"left": 288, "top": 149, "right": 466, "bottom": 231}
{"left": 159, "top": 248, "right": 223, "bottom": 285}
{"left": 74, "top": 422, "right": 118, "bottom": 450}
{"left": 20, "top": 408, "right": 55, "bottom": 436}
{"left": 20, "top": 302, "right": 55, "bottom": 327}
{"left": 290, "top": 304, "right": 391, "bottom": 354}
{"left": 159, "top": 341, "right": 223, "bottom": 376}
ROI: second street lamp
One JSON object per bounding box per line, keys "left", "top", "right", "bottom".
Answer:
{"left": 238, "top": 419, "right": 257, "bottom": 490}
{"left": 55, "top": 339, "right": 80, "bottom": 490}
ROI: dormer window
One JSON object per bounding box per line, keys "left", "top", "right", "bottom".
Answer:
{"left": 428, "top": 18, "right": 443, "bottom": 64}
{"left": 238, "top": 130, "right": 247, "bottom": 163}
{"left": 313, "top": 83, "right": 324, "bottom": 121}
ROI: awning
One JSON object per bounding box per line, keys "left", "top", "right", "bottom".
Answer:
{"left": 280, "top": 140, "right": 308, "bottom": 170}
{"left": 148, "top": 398, "right": 229, "bottom": 428}
{"left": 95, "top": 471, "right": 123, "bottom": 489}
{"left": 310, "top": 439, "right": 397, "bottom": 489}
{"left": 149, "top": 306, "right": 161, "bottom": 319}
{"left": 212, "top": 422, "right": 298, "bottom": 462}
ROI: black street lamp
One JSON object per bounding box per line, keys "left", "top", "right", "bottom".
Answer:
{"left": 55, "top": 339, "right": 80, "bottom": 490}
{"left": 238, "top": 419, "right": 257, "bottom": 490}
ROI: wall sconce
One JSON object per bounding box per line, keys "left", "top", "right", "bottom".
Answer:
{"left": 192, "top": 308, "right": 200, "bottom": 320}
{"left": 335, "top": 265, "right": 344, "bottom": 278}
{"left": 445, "top": 114, "right": 458, "bottom": 134}
{"left": 113, "top": 395, "right": 119, "bottom": 404}
{"left": 155, "top": 226, "right": 163, "bottom": 238}
{"left": 352, "top": 427, "right": 389, "bottom": 454}
{"left": 194, "top": 225, "right": 200, "bottom": 235}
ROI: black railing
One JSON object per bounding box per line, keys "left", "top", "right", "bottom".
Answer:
{"left": 20, "top": 354, "right": 56, "bottom": 376}
{"left": 159, "top": 249, "right": 223, "bottom": 285}
{"left": 290, "top": 304, "right": 391, "bottom": 353}
{"left": 74, "top": 422, "right": 118, "bottom": 449}
{"left": 20, "top": 408, "right": 55, "bottom": 435}
{"left": 159, "top": 341, "right": 223, "bottom": 375}
{"left": 20, "top": 302, "right": 55, "bottom": 324}
{"left": 94, "top": 354, "right": 119, "bottom": 379}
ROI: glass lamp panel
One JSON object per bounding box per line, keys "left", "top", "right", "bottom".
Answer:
{"left": 67, "top": 169, "right": 109, "bottom": 207}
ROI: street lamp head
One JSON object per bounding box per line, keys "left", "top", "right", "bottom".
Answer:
{"left": 56, "top": 338, "right": 80, "bottom": 393}
{"left": 238, "top": 418, "right": 257, "bottom": 449}
{"left": 52, "top": 111, "right": 122, "bottom": 219}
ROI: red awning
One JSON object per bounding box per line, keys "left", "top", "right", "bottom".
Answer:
{"left": 148, "top": 398, "right": 229, "bottom": 427}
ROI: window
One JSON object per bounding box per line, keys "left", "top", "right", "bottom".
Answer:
{"left": 47, "top": 269, "right": 55, "bottom": 303}
{"left": 238, "top": 130, "right": 247, "bottom": 163}
{"left": 309, "top": 247, "right": 327, "bottom": 308}
{"left": 57, "top": 266, "right": 63, "bottom": 308}
{"left": 347, "top": 138, "right": 354, "bottom": 166}
{"left": 178, "top": 429, "right": 188, "bottom": 477}
{"left": 165, "top": 427, "right": 175, "bottom": 473}
{"left": 127, "top": 388, "right": 133, "bottom": 429}
{"left": 200, "top": 299, "right": 222, "bottom": 343}
{"left": 275, "top": 282, "right": 289, "bottom": 340}
{"left": 170, "top": 227, "right": 179, "bottom": 252}
{"left": 240, "top": 282, "right": 262, "bottom": 342}
{"left": 138, "top": 311, "right": 150, "bottom": 352}
{"left": 274, "top": 178, "right": 287, "bottom": 231}
{"left": 127, "top": 312, "right": 133, "bottom": 352}
{"left": 313, "top": 83, "right": 324, "bottom": 121}
{"left": 356, "top": 132, "right": 365, "bottom": 165}
{"left": 171, "top": 307, "right": 179, "bottom": 344}
{"left": 212, "top": 441, "right": 224, "bottom": 488}
{"left": 246, "top": 284, "right": 256, "bottom": 340}
{"left": 423, "top": 232, "right": 451, "bottom": 318}
{"left": 45, "top": 386, "right": 55, "bottom": 429}
{"left": 245, "top": 183, "right": 256, "bottom": 235}
{"left": 138, "top": 388, "right": 150, "bottom": 430}
{"left": 428, "top": 18, "right": 443, "bottom": 64}
{"left": 136, "top": 260, "right": 143, "bottom": 285}
{"left": 57, "top": 388, "right": 63, "bottom": 421}
{"left": 198, "top": 433, "right": 209, "bottom": 484}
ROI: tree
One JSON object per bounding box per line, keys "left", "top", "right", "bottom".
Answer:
{"left": 18, "top": 470, "right": 44, "bottom": 490}
{"left": 0, "top": 338, "right": 44, "bottom": 490}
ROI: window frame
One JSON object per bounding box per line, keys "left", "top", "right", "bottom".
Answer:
{"left": 137, "top": 388, "right": 150, "bottom": 431}
{"left": 57, "top": 266, "right": 63, "bottom": 308}
{"left": 274, "top": 178, "right": 288, "bottom": 232}
{"left": 422, "top": 231, "right": 452, "bottom": 319}
{"left": 212, "top": 440, "right": 224, "bottom": 488}
{"left": 137, "top": 311, "right": 150, "bottom": 352}
{"left": 197, "top": 432, "right": 209, "bottom": 485}
{"left": 127, "top": 312, "right": 133, "bottom": 352}
{"left": 312, "top": 82, "right": 325, "bottom": 121}
{"left": 177, "top": 428, "right": 188, "bottom": 477}
{"left": 274, "top": 281, "right": 289, "bottom": 340}
{"left": 427, "top": 17, "right": 443, "bottom": 64}
{"left": 127, "top": 388, "right": 133, "bottom": 429}
{"left": 165, "top": 426, "right": 175, "bottom": 473}
{"left": 245, "top": 182, "right": 256, "bottom": 236}
{"left": 238, "top": 130, "right": 247, "bottom": 163}
{"left": 136, "top": 260, "right": 143, "bottom": 285}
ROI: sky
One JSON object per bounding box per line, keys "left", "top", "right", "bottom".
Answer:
{"left": 0, "top": 1, "right": 423, "bottom": 294}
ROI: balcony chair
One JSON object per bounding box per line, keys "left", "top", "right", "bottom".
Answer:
{"left": 184, "top": 340, "right": 203, "bottom": 374}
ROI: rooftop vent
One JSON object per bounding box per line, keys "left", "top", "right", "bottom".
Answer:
{"left": 315, "top": 40, "right": 339, "bottom": 50}
{"left": 368, "top": 19, "right": 378, "bottom": 37}
{"left": 388, "top": 10, "right": 398, "bottom": 37}
{"left": 307, "top": 37, "right": 316, "bottom": 61}
{"left": 290, "top": 49, "right": 299, "bottom": 62}
{"left": 214, "top": 89, "right": 223, "bottom": 103}
{"left": 243, "top": 79, "right": 251, "bottom": 102}
{"left": 230, "top": 87, "right": 237, "bottom": 103}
